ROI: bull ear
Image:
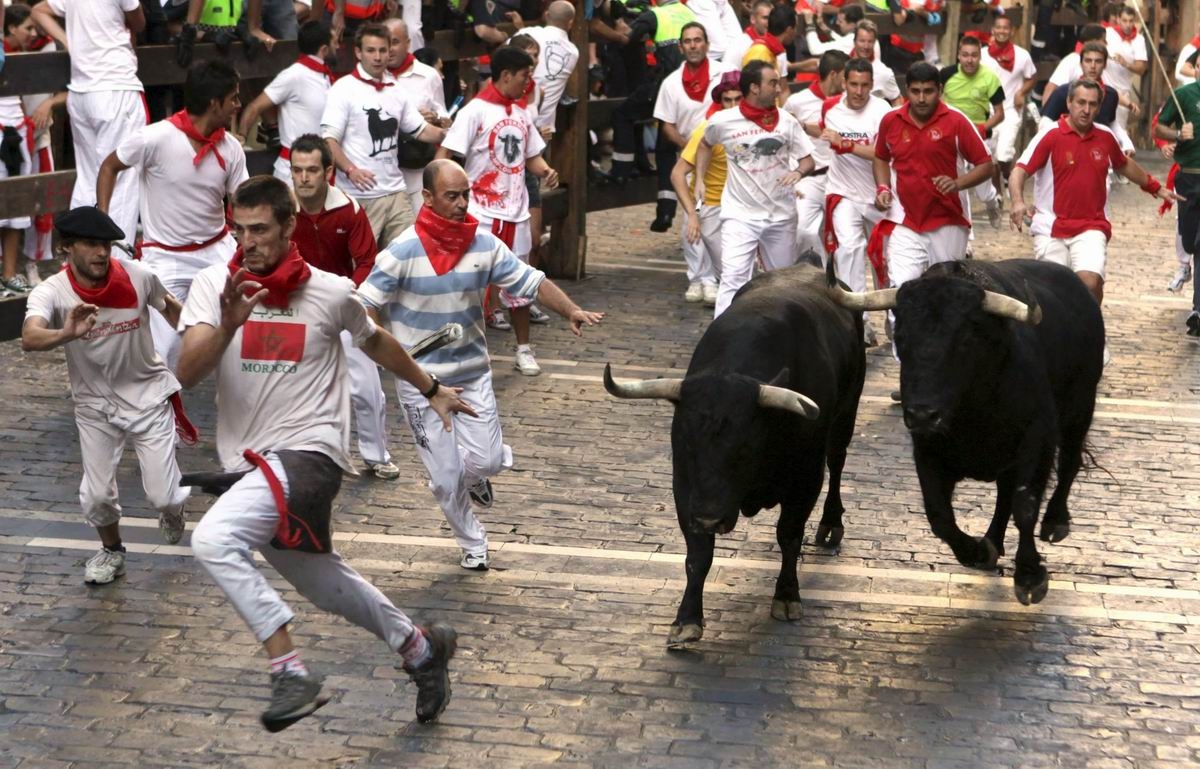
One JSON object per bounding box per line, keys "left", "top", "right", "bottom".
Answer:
{"left": 768, "top": 367, "right": 790, "bottom": 388}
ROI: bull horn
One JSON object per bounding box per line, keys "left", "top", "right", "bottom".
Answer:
{"left": 981, "top": 289, "right": 1042, "bottom": 325}
{"left": 603, "top": 364, "right": 683, "bottom": 401}
{"left": 757, "top": 384, "right": 820, "bottom": 420}
{"left": 825, "top": 268, "right": 898, "bottom": 312}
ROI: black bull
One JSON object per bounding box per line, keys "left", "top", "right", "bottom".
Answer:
{"left": 604, "top": 264, "right": 866, "bottom": 645}
{"left": 830, "top": 259, "right": 1104, "bottom": 605}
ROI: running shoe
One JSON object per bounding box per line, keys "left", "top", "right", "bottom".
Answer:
{"left": 460, "top": 550, "right": 489, "bottom": 571}
{"left": 84, "top": 548, "right": 126, "bottom": 585}
{"left": 684, "top": 281, "right": 704, "bottom": 303}
{"left": 529, "top": 304, "right": 551, "bottom": 324}
{"left": 159, "top": 502, "right": 186, "bottom": 545}
{"left": 467, "top": 477, "right": 493, "bottom": 509}
{"left": 514, "top": 346, "right": 541, "bottom": 376}
{"left": 486, "top": 308, "right": 511, "bottom": 331}
{"left": 1187, "top": 311, "right": 1200, "bottom": 337}
{"left": 368, "top": 460, "right": 400, "bottom": 480}
{"left": 1168, "top": 264, "right": 1192, "bottom": 293}
{"left": 404, "top": 623, "right": 458, "bottom": 723}
{"left": 261, "top": 670, "right": 328, "bottom": 733}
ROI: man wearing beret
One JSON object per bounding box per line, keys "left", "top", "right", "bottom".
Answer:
{"left": 21, "top": 206, "right": 192, "bottom": 585}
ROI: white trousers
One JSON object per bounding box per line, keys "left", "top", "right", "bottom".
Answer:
{"left": 67, "top": 90, "right": 145, "bottom": 248}
{"left": 831, "top": 197, "right": 887, "bottom": 294}
{"left": 714, "top": 217, "right": 797, "bottom": 317}
{"left": 795, "top": 174, "right": 827, "bottom": 259}
{"left": 990, "top": 110, "right": 1022, "bottom": 164}
{"left": 887, "top": 224, "right": 970, "bottom": 288}
{"left": 143, "top": 236, "right": 236, "bottom": 370}
{"left": 341, "top": 331, "right": 391, "bottom": 466}
{"left": 697, "top": 204, "right": 724, "bottom": 280}
{"left": 75, "top": 400, "right": 188, "bottom": 528}
{"left": 681, "top": 208, "right": 717, "bottom": 285}
{"left": 396, "top": 370, "right": 511, "bottom": 555}
{"left": 191, "top": 453, "right": 417, "bottom": 648}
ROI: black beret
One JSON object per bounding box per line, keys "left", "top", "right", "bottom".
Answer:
{"left": 54, "top": 206, "right": 126, "bottom": 242}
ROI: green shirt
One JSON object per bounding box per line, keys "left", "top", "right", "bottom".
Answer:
{"left": 1158, "top": 82, "right": 1200, "bottom": 169}
{"left": 939, "top": 64, "right": 1004, "bottom": 124}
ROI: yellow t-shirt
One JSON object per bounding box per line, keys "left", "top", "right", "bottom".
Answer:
{"left": 680, "top": 119, "right": 726, "bottom": 207}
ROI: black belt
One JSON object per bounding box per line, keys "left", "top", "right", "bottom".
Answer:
{"left": 805, "top": 167, "right": 829, "bottom": 177}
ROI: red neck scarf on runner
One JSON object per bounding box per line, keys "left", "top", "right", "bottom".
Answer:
{"left": 518, "top": 76, "right": 537, "bottom": 108}
{"left": 388, "top": 53, "right": 415, "bottom": 77}
{"left": 351, "top": 67, "right": 393, "bottom": 91}
{"left": 1192, "top": 35, "right": 1200, "bottom": 49}
{"left": 228, "top": 242, "right": 312, "bottom": 309}
{"left": 681, "top": 58, "right": 711, "bottom": 102}
{"left": 987, "top": 40, "right": 1015, "bottom": 71}
{"left": 740, "top": 100, "right": 779, "bottom": 131}
{"left": 808, "top": 81, "right": 827, "bottom": 100}
{"left": 706, "top": 101, "right": 723, "bottom": 118}
{"left": 415, "top": 205, "right": 480, "bottom": 276}
{"left": 296, "top": 55, "right": 333, "bottom": 82}
{"left": 2, "top": 41, "right": 17, "bottom": 53}
{"left": 167, "top": 110, "right": 227, "bottom": 171}
{"left": 476, "top": 81, "right": 522, "bottom": 114}
{"left": 747, "top": 28, "right": 786, "bottom": 57}
{"left": 1112, "top": 24, "right": 1137, "bottom": 43}
{"left": 64, "top": 258, "right": 137, "bottom": 309}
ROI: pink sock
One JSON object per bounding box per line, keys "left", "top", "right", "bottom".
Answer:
{"left": 400, "top": 628, "right": 431, "bottom": 668}
{"left": 269, "top": 651, "right": 308, "bottom": 676}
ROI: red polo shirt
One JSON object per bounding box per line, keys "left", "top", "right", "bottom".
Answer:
{"left": 1016, "top": 117, "right": 1127, "bottom": 240}
{"left": 874, "top": 100, "right": 991, "bottom": 233}
{"left": 291, "top": 185, "right": 378, "bottom": 286}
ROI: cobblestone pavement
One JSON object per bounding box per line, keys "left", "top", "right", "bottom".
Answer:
{"left": 2, "top": 157, "right": 1199, "bottom": 768}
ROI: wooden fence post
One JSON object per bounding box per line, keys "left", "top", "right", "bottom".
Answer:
{"left": 542, "top": 0, "right": 589, "bottom": 280}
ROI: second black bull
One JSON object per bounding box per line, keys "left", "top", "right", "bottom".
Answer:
{"left": 605, "top": 263, "right": 866, "bottom": 646}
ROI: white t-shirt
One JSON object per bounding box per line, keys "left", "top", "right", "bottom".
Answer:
{"left": 441, "top": 97, "right": 546, "bottom": 223}
{"left": 263, "top": 57, "right": 332, "bottom": 177}
{"left": 685, "top": 0, "right": 743, "bottom": 60}
{"left": 392, "top": 59, "right": 449, "bottom": 117}
{"left": 704, "top": 107, "right": 814, "bottom": 222}
{"left": 116, "top": 120, "right": 248, "bottom": 250}
{"left": 25, "top": 261, "right": 179, "bottom": 420}
{"left": 822, "top": 94, "right": 892, "bottom": 204}
{"left": 654, "top": 61, "right": 735, "bottom": 139}
{"left": 722, "top": 33, "right": 754, "bottom": 71}
{"left": 1176, "top": 43, "right": 1197, "bottom": 86}
{"left": 981, "top": 45, "right": 1036, "bottom": 110}
{"left": 1048, "top": 53, "right": 1081, "bottom": 88}
{"left": 524, "top": 25, "right": 581, "bottom": 132}
{"left": 320, "top": 66, "right": 428, "bottom": 198}
{"left": 45, "top": 0, "right": 143, "bottom": 93}
{"left": 179, "top": 265, "right": 378, "bottom": 473}
{"left": 1104, "top": 27, "right": 1147, "bottom": 94}
{"left": 871, "top": 59, "right": 901, "bottom": 102}
{"left": 783, "top": 87, "right": 831, "bottom": 170}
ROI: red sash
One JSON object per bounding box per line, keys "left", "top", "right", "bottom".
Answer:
{"left": 866, "top": 220, "right": 894, "bottom": 287}
{"left": 823, "top": 194, "right": 843, "bottom": 255}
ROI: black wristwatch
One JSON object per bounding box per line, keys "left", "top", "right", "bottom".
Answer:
{"left": 421, "top": 373, "right": 440, "bottom": 399}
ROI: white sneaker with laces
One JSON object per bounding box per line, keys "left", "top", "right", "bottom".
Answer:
{"left": 514, "top": 346, "right": 541, "bottom": 376}
{"left": 461, "top": 550, "right": 489, "bottom": 570}
{"left": 159, "top": 502, "right": 186, "bottom": 545}
{"left": 702, "top": 283, "right": 718, "bottom": 306}
{"left": 528, "top": 304, "right": 551, "bottom": 324}
{"left": 1167, "top": 264, "right": 1192, "bottom": 293}
{"left": 368, "top": 460, "right": 400, "bottom": 480}
{"left": 84, "top": 548, "right": 126, "bottom": 584}
{"left": 684, "top": 281, "right": 704, "bottom": 303}
{"left": 486, "top": 308, "right": 511, "bottom": 331}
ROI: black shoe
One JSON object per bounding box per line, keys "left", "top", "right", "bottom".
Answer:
{"left": 1187, "top": 311, "right": 1200, "bottom": 337}
{"left": 467, "top": 477, "right": 494, "bottom": 509}
{"left": 404, "top": 624, "right": 458, "bottom": 723}
{"left": 650, "top": 213, "right": 673, "bottom": 233}
{"left": 261, "top": 670, "right": 328, "bottom": 733}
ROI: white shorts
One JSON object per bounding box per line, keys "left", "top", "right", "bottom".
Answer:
{"left": 887, "top": 223, "right": 970, "bottom": 288}
{"left": 1032, "top": 230, "right": 1108, "bottom": 280}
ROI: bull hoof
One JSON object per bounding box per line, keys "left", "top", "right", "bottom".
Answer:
{"left": 972, "top": 536, "right": 999, "bottom": 570}
{"left": 815, "top": 524, "right": 844, "bottom": 549}
{"left": 770, "top": 598, "right": 804, "bottom": 622}
{"left": 1039, "top": 521, "right": 1070, "bottom": 543}
{"left": 1013, "top": 566, "right": 1050, "bottom": 606}
{"left": 668, "top": 623, "right": 703, "bottom": 647}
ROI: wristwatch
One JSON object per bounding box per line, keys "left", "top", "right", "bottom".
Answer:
{"left": 421, "top": 373, "right": 440, "bottom": 399}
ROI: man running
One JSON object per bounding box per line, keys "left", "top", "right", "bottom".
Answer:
{"left": 940, "top": 34, "right": 1005, "bottom": 227}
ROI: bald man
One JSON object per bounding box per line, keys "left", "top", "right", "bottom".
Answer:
{"left": 522, "top": 1, "right": 581, "bottom": 138}
{"left": 357, "top": 160, "right": 603, "bottom": 572}
{"left": 385, "top": 17, "right": 451, "bottom": 214}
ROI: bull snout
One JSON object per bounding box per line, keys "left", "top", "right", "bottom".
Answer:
{"left": 903, "top": 404, "right": 947, "bottom": 435}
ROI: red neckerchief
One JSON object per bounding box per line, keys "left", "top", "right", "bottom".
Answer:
{"left": 746, "top": 29, "right": 786, "bottom": 57}
{"left": 64, "top": 258, "right": 138, "bottom": 309}
{"left": 518, "top": 76, "right": 537, "bottom": 108}
{"left": 167, "top": 110, "right": 227, "bottom": 171}
{"left": 739, "top": 100, "right": 779, "bottom": 131}
{"left": 988, "top": 40, "right": 1015, "bottom": 71}
{"left": 295, "top": 55, "right": 333, "bottom": 83}
{"left": 2, "top": 41, "right": 17, "bottom": 53}
{"left": 415, "top": 205, "right": 480, "bottom": 276}
{"left": 388, "top": 53, "right": 415, "bottom": 77}
{"left": 1074, "top": 41, "right": 1084, "bottom": 54}
{"left": 1111, "top": 24, "right": 1137, "bottom": 43}
{"left": 475, "top": 81, "right": 522, "bottom": 115}
{"left": 228, "top": 242, "right": 312, "bottom": 309}
{"left": 681, "top": 58, "right": 711, "bottom": 103}
{"left": 706, "top": 102, "right": 723, "bottom": 118}
{"left": 808, "top": 81, "right": 827, "bottom": 100}
{"left": 1192, "top": 35, "right": 1200, "bottom": 49}
{"left": 351, "top": 67, "right": 393, "bottom": 92}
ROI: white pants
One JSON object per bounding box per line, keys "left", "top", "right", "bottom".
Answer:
{"left": 396, "top": 370, "right": 512, "bottom": 556}
{"left": 831, "top": 197, "right": 887, "bottom": 294}
{"left": 1033, "top": 230, "right": 1108, "bottom": 280}
{"left": 714, "top": 217, "right": 797, "bottom": 317}
{"left": 697, "top": 204, "right": 724, "bottom": 280}
{"left": 67, "top": 90, "right": 146, "bottom": 248}
{"left": 341, "top": 331, "right": 391, "bottom": 466}
{"left": 990, "top": 110, "right": 1022, "bottom": 164}
{"left": 795, "top": 174, "right": 827, "bottom": 259}
{"left": 887, "top": 224, "right": 970, "bottom": 288}
{"left": 142, "top": 235, "right": 236, "bottom": 369}
{"left": 191, "top": 453, "right": 417, "bottom": 648}
{"left": 76, "top": 400, "right": 188, "bottom": 528}
{"left": 402, "top": 168, "right": 424, "bottom": 217}
{"left": 681, "top": 208, "right": 717, "bottom": 286}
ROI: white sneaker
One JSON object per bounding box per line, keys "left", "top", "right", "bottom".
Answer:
{"left": 684, "top": 281, "right": 704, "bottom": 303}
{"left": 460, "top": 550, "right": 489, "bottom": 570}
{"left": 986, "top": 200, "right": 1002, "bottom": 229}
{"left": 84, "top": 548, "right": 126, "bottom": 584}
{"left": 863, "top": 321, "right": 878, "bottom": 348}
{"left": 528, "top": 304, "right": 551, "bottom": 324}
{"left": 486, "top": 308, "right": 511, "bottom": 331}
{"left": 23, "top": 261, "right": 42, "bottom": 287}
{"left": 158, "top": 503, "right": 186, "bottom": 545}
{"left": 368, "top": 460, "right": 400, "bottom": 480}
{"left": 702, "top": 283, "right": 718, "bottom": 306}
{"left": 1168, "top": 264, "right": 1192, "bottom": 293}
{"left": 514, "top": 346, "right": 541, "bottom": 376}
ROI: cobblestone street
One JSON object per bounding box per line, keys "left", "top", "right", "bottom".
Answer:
{"left": 2, "top": 159, "right": 1199, "bottom": 768}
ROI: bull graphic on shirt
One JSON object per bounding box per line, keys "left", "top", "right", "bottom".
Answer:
{"left": 497, "top": 133, "right": 522, "bottom": 165}
{"left": 542, "top": 45, "right": 572, "bottom": 80}
{"left": 363, "top": 107, "right": 399, "bottom": 156}
{"left": 728, "top": 136, "right": 787, "bottom": 169}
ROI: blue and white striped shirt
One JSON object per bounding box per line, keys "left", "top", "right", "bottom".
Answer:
{"left": 357, "top": 226, "right": 545, "bottom": 385}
